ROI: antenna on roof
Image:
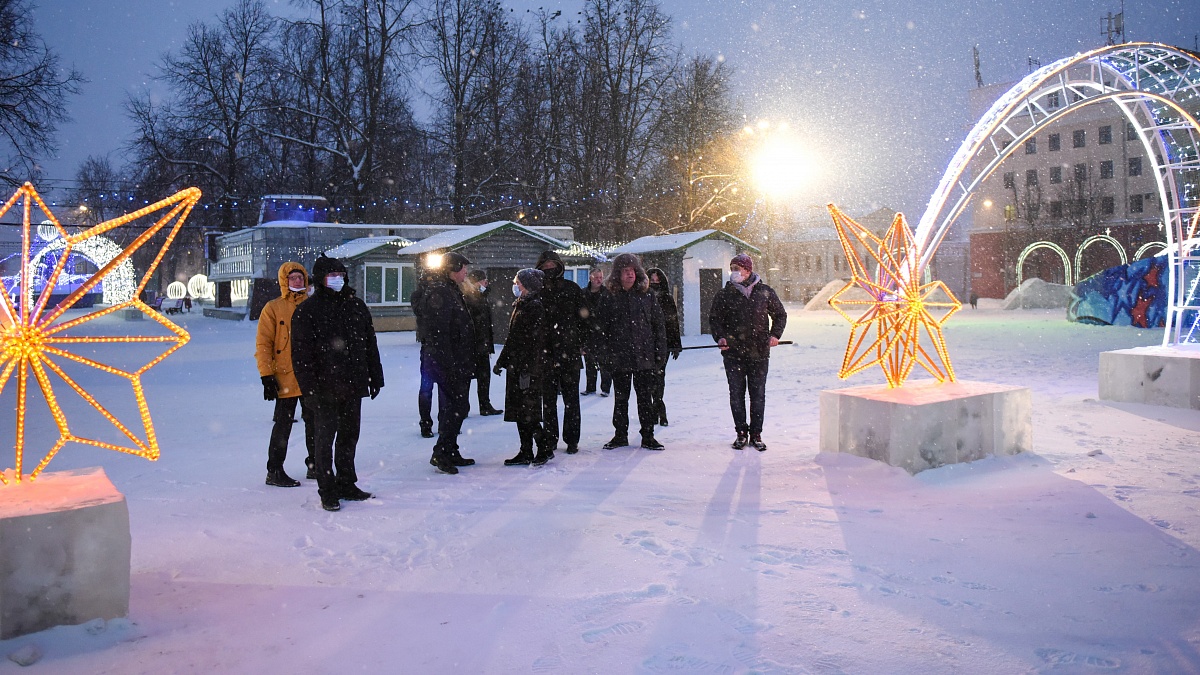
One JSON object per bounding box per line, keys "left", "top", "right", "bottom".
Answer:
{"left": 1027, "top": 56, "right": 1041, "bottom": 73}
{"left": 973, "top": 45, "right": 983, "bottom": 88}
{"left": 1101, "top": 0, "right": 1125, "bottom": 46}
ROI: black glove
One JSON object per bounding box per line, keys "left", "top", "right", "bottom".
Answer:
{"left": 671, "top": 349, "right": 681, "bottom": 360}
{"left": 493, "top": 364, "right": 503, "bottom": 376}
{"left": 368, "top": 383, "right": 382, "bottom": 400}
{"left": 261, "top": 376, "right": 278, "bottom": 401}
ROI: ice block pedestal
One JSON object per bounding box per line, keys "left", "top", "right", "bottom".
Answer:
{"left": 819, "top": 380, "right": 1031, "bottom": 474}
{"left": 1099, "top": 346, "right": 1200, "bottom": 410}
{"left": 0, "top": 467, "right": 130, "bottom": 639}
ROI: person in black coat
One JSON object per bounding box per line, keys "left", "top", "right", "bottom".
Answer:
{"left": 581, "top": 267, "right": 612, "bottom": 396}
{"left": 708, "top": 253, "right": 787, "bottom": 452}
{"left": 535, "top": 250, "right": 587, "bottom": 454}
{"left": 646, "top": 267, "right": 683, "bottom": 426}
{"left": 417, "top": 251, "right": 477, "bottom": 474}
{"left": 596, "top": 253, "right": 668, "bottom": 451}
{"left": 463, "top": 269, "right": 502, "bottom": 416}
{"left": 410, "top": 267, "right": 440, "bottom": 438}
{"left": 494, "top": 268, "right": 554, "bottom": 466}
{"left": 291, "top": 255, "right": 384, "bottom": 512}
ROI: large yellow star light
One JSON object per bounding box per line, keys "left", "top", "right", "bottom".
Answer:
{"left": 826, "top": 204, "right": 961, "bottom": 388}
{"left": 0, "top": 183, "right": 201, "bottom": 484}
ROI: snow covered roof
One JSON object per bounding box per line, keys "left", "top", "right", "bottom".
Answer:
{"left": 608, "top": 229, "right": 759, "bottom": 255}
{"left": 325, "top": 236, "right": 414, "bottom": 259}
{"left": 397, "top": 221, "right": 568, "bottom": 256}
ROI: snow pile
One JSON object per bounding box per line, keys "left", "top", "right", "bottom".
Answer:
{"left": 804, "top": 278, "right": 856, "bottom": 310}
{"left": 1001, "top": 277, "right": 1074, "bottom": 310}
{"left": 2, "top": 307, "right": 1198, "bottom": 673}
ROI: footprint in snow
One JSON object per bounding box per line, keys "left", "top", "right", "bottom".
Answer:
{"left": 581, "top": 621, "right": 644, "bottom": 643}
{"left": 1035, "top": 647, "right": 1120, "bottom": 669}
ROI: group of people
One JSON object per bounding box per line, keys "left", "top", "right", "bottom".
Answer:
{"left": 254, "top": 249, "right": 786, "bottom": 512}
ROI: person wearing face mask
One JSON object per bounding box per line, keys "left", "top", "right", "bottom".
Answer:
{"left": 596, "top": 253, "right": 668, "bottom": 451}
{"left": 255, "top": 262, "right": 317, "bottom": 488}
{"left": 415, "top": 251, "right": 477, "bottom": 474}
{"left": 493, "top": 268, "right": 554, "bottom": 466}
{"left": 291, "top": 255, "right": 385, "bottom": 511}
{"left": 708, "top": 253, "right": 788, "bottom": 452}
{"left": 646, "top": 268, "right": 683, "bottom": 426}
{"left": 534, "top": 250, "right": 586, "bottom": 455}
{"left": 462, "top": 269, "right": 502, "bottom": 417}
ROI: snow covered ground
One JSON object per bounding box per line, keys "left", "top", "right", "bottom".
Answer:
{"left": 3, "top": 304, "right": 1199, "bottom": 673}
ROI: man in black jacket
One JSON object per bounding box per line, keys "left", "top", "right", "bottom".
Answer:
{"left": 581, "top": 267, "right": 612, "bottom": 397}
{"left": 463, "top": 269, "right": 502, "bottom": 416}
{"left": 597, "top": 253, "right": 668, "bottom": 451}
{"left": 417, "top": 251, "right": 477, "bottom": 474}
{"left": 291, "top": 255, "right": 384, "bottom": 512}
{"left": 535, "top": 250, "right": 586, "bottom": 454}
{"left": 709, "top": 253, "right": 787, "bottom": 451}
{"left": 647, "top": 267, "right": 683, "bottom": 426}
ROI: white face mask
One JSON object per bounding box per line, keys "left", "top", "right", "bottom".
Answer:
{"left": 326, "top": 275, "right": 345, "bottom": 292}
{"left": 512, "top": 284, "right": 522, "bottom": 297}
{"left": 479, "top": 284, "right": 487, "bottom": 293}
{"left": 288, "top": 283, "right": 306, "bottom": 292}
{"left": 729, "top": 270, "right": 744, "bottom": 284}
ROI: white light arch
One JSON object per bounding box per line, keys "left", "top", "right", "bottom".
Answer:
{"left": 1074, "top": 235, "right": 1128, "bottom": 283}
{"left": 28, "top": 232, "right": 138, "bottom": 305}
{"left": 914, "top": 43, "right": 1200, "bottom": 345}
{"left": 1135, "top": 241, "right": 1168, "bottom": 260}
{"left": 1016, "top": 242, "right": 1072, "bottom": 298}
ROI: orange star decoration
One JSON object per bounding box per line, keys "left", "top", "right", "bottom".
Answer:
{"left": 826, "top": 204, "right": 961, "bottom": 388}
{"left": 0, "top": 183, "right": 201, "bottom": 484}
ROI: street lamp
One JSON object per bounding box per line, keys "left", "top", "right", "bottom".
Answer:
{"left": 743, "top": 120, "right": 819, "bottom": 288}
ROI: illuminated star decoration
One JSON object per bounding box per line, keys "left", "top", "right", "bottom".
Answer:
{"left": 826, "top": 204, "right": 961, "bottom": 388}
{"left": 0, "top": 183, "right": 201, "bottom": 484}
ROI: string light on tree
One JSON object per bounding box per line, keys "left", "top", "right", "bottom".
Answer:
{"left": 0, "top": 183, "right": 201, "bottom": 484}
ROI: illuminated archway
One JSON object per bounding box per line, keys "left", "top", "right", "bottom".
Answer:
{"left": 914, "top": 43, "right": 1200, "bottom": 345}
{"left": 27, "top": 230, "right": 137, "bottom": 305}
{"left": 1016, "top": 242, "right": 1072, "bottom": 297}
{"left": 1135, "top": 241, "right": 1168, "bottom": 260}
{"left": 1074, "top": 235, "right": 1128, "bottom": 282}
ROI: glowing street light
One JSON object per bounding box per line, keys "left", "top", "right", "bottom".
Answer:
{"left": 745, "top": 120, "right": 819, "bottom": 200}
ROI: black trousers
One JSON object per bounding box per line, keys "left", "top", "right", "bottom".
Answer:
{"left": 517, "top": 420, "right": 548, "bottom": 453}
{"left": 267, "top": 395, "right": 315, "bottom": 473}
{"left": 433, "top": 373, "right": 471, "bottom": 458}
{"left": 418, "top": 352, "right": 436, "bottom": 428}
{"left": 723, "top": 355, "right": 770, "bottom": 435}
{"left": 309, "top": 394, "right": 362, "bottom": 499}
{"left": 584, "top": 352, "right": 611, "bottom": 393}
{"left": 473, "top": 353, "right": 495, "bottom": 408}
{"left": 611, "top": 369, "right": 657, "bottom": 439}
{"left": 542, "top": 365, "right": 581, "bottom": 447}
{"left": 649, "top": 361, "right": 669, "bottom": 421}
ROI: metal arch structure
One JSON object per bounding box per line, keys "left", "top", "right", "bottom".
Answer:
{"left": 1135, "top": 241, "right": 1169, "bottom": 259}
{"left": 27, "top": 233, "right": 138, "bottom": 305}
{"left": 914, "top": 43, "right": 1200, "bottom": 345}
{"left": 1016, "top": 242, "right": 1072, "bottom": 302}
{"left": 1074, "top": 234, "right": 1128, "bottom": 283}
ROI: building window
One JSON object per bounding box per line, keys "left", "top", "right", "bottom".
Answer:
{"left": 563, "top": 267, "right": 590, "bottom": 287}
{"left": 1004, "top": 205, "right": 1017, "bottom": 222}
{"left": 1098, "top": 125, "right": 1112, "bottom": 145}
{"left": 1126, "top": 122, "right": 1138, "bottom": 141}
{"left": 1101, "top": 196, "right": 1115, "bottom": 214}
{"left": 1003, "top": 171, "right": 1015, "bottom": 189}
{"left": 1025, "top": 138, "right": 1037, "bottom": 155}
{"left": 1049, "top": 166, "right": 1062, "bottom": 184}
{"left": 1130, "top": 194, "right": 1144, "bottom": 213}
{"left": 1128, "top": 157, "right": 1142, "bottom": 177}
{"left": 364, "top": 262, "right": 416, "bottom": 306}
{"left": 1048, "top": 133, "right": 1061, "bottom": 151}
{"left": 1100, "top": 160, "right": 1114, "bottom": 179}
{"left": 1049, "top": 200, "right": 1063, "bottom": 218}
{"left": 1072, "top": 129, "right": 1086, "bottom": 148}
{"left": 1047, "top": 91, "right": 1060, "bottom": 108}
{"left": 1025, "top": 169, "right": 1038, "bottom": 186}
{"left": 1074, "top": 163, "right": 1087, "bottom": 181}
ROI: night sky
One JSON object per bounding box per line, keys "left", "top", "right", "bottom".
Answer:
{"left": 31, "top": 0, "right": 1200, "bottom": 220}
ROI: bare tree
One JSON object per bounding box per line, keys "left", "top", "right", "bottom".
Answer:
{"left": 69, "top": 155, "right": 127, "bottom": 226}
{"left": 0, "top": 0, "right": 83, "bottom": 186}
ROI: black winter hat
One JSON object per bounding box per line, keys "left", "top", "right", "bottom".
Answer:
{"left": 442, "top": 251, "right": 471, "bottom": 272}
{"left": 535, "top": 250, "right": 565, "bottom": 278}
{"left": 312, "top": 255, "right": 347, "bottom": 287}
{"left": 516, "top": 268, "right": 544, "bottom": 293}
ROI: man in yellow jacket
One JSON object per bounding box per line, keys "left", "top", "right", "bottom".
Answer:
{"left": 255, "top": 262, "right": 316, "bottom": 487}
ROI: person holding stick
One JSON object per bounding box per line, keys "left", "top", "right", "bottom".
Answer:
{"left": 708, "top": 253, "right": 787, "bottom": 451}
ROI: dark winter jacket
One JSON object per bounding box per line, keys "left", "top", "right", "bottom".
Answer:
{"left": 535, "top": 250, "right": 587, "bottom": 370}
{"left": 496, "top": 293, "right": 549, "bottom": 424}
{"left": 417, "top": 272, "right": 476, "bottom": 382}
{"left": 709, "top": 273, "right": 787, "bottom": 362}
{"left": 647, "top": 268, "right": 682, "bottom": 354}
{"left": 583, "top": 281, "right": 610, "bottom": 354}
{"left": 409, "top": 269, "right": 439, "bottom": 343}
{"left": 597, "top": 286, "right": 668, "bottom": 373}
{"left": 462, "top": 282, "right": 495, "bottom": 355}
{"left": 291, "top": 269, "right": 384, "bottom": 401}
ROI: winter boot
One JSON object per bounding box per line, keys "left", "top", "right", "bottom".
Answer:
{"left": 430, "top": 452, "right": 459, "bottom": 474}
{"left": 420, "top": 421, "right": 435, "bottom": 439}
{"left": 603, "top": 435, "right": 629, "bottom": 449}
{"left": 565, "top": 444, "right": 579, "bottom": 454}
{"left": 450, "top": 447, "right": 476, "bottom": 466}
{"left": 479, "top": 404, "right": 503, "bottom": 416}
{"left": 532, "top": 447, "right": 555, "bottom": 466}
{"left": 505, "top": 448, "right": 535, "bottom": 466}
{"left": 750, "top": 434, "right": 767, "bottom": 452}
{"left": 320, "top": 494, "right": 341, "bottom": 512}
{"left": 266, "top": 470, "right": 301, "bottom": 488}
{"left": 731, "top": 431, "right": 749, "bottom": 449}
{"left": 340, "top": 484, "right": 373, "bottom": 501}
{"left": 640, "top": 435, "right": 665, "bottom": 451}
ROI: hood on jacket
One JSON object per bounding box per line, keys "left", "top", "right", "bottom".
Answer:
{"left": 646, "top": 267, "right": 671, "bottom": 293}
{"left": 311, "top": 255, "right": 348, "bottom": 288}
{"left": 605, "top": 252, "right": 649, "bottom": 293}
{"left": 535, "top": 250, "right": 565, "bottom": 279}
{"left": 277, "top": 261, "right": 308, "bottom": 296}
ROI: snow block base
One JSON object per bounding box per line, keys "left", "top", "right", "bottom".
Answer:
{"left": 1099, "top": 346, "right": 1200, "bottom": 410}
{"left": 0, "top": 467, "right": 130, "bottom": 639}
{"left": 819, "top": 380, "right": 1031, "bottom": 474}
